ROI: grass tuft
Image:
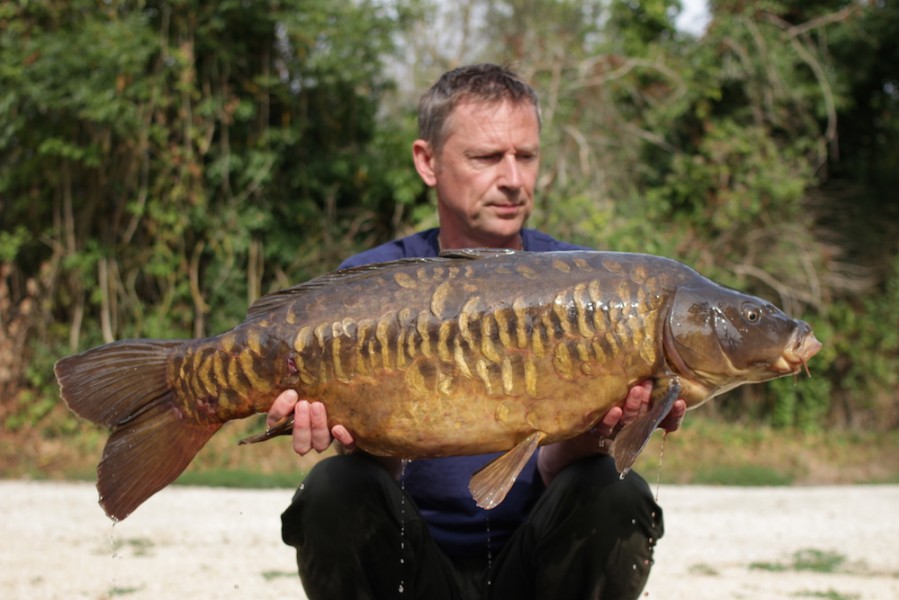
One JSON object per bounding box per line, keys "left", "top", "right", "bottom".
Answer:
{"left": 688, "top": 563, "right": 719, "bottom": 576}
{"left": 751, "top": 549, "right": 859, "bottom": 575}
{"left": 793, "top": 590, "right": 861, "bottom": 600}
{"left": 261, "top": 570, "right": 298, "bottom": 582}
{"left": 107, "top": 585, "right": 144, "bottom": 596}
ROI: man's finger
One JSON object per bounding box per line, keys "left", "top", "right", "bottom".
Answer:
{"left": 594, "top": 406, "right": 622, "bottom": 437}
{"left": 292, "top": 400, "right": 313, "bottom": 456}
{"left": 332, "top": 425, "right": 355, "bottom": 450}
{"left": 660, "top": 399, "right": 687, "bottom": 433}
{"left": 621, "top": 380, "right": 651, "bottom": 422}
{"left": 309, "top": 401, "right": 331, "bottom": 452}
{"left": 267, "top": 389, "right": 299, "bottom": 428}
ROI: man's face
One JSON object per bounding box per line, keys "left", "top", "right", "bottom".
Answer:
{"left": 416, "top": 99, "right": 541, "bottom": 249}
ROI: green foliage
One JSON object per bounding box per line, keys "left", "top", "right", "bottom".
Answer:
{"left": 0, "top": 226, "right": 28, "bottom": 262}
{"left": 653, "top": 120, "right": 810, "bottom": 232}
{"left": 816, "top": 252, "right": 899, "bottom": 427}
{"left": 0, "top": 0, "right": 423, "bottom": 429}
{"left": 768, "top": 374, "right": 833, "bottom": 432}
{"left": 692, "top": 463, "right": 794, "bottom": 486}
{"left": 607, "top": 0, "right": 679, "bottom": 55}
{"left": 174, "top": 467, "right": 304, "bottom": 489}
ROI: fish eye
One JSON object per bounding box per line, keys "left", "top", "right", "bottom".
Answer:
{"left": 741, "top": 302, "right": 762, "bottom": 324}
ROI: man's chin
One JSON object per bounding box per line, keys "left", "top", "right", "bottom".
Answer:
{"left": 475, "top": 223, "right": 528, "bottom": 249}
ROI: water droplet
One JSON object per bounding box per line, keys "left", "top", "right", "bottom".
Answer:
{"left": 485, "top": 513, "right": 493, "bottom": 583}
{"left": 398, "top": 459, "right": 409, "bottom": 596}
{"left": 654, "top": 432, "right": 667, "bottom": 501}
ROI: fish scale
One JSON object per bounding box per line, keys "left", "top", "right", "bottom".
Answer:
{"left": 55, "top": 249, "right": 821, "bottom": 521}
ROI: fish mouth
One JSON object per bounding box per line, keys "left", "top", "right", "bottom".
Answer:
{"left": 773, "top": 323, "right": 822, "bottom": 376}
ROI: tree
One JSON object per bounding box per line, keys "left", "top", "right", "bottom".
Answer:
{"left": 0, "top": 0, "right": 422, "bottom": 428}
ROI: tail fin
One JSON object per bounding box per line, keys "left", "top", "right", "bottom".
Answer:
{"left": 55, "top": 339, "right": 222, "bottom": 521}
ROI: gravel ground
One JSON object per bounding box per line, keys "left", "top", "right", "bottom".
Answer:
{"left": 4, "top": 480, "right": 897, "bottom": 599}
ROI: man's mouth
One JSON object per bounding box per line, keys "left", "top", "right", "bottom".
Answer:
{"left": 487, "top": 200, "right": 524, "bottom": 211}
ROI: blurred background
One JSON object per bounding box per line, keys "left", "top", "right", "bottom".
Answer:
{"left": 1, "top": 0, "right": 896, "bottom": 485}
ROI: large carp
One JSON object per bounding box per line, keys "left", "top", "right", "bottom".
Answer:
{"left": 56, "top": 249, "right": 820, "bottom": 521}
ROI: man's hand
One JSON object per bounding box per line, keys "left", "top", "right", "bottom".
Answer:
{"left": 267, "top": 390, "right": 355, "bottom": 456}
{"left": 537, "top": 381, "right": 687, "bottom": 485}
{"left": 591, "top": 380, "right": 686, "bottom": 437}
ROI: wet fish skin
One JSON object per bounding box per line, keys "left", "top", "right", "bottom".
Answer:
{"left": 54, "top": 249, "right": 821, "bottom": 521}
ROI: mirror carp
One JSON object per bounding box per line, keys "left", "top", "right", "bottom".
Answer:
{"left": 55, "top": 249, "right": 821, "bottom": 521}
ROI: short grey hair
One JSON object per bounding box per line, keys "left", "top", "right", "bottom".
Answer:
{"left": 417, "top": 63, "right": 541, "bottom": 152}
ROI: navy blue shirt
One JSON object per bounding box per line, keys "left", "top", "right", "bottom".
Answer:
{"left": 339, "top": 227, "right": 587, "bottom": 558}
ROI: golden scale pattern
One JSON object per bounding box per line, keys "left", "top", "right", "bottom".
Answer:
{"left": 171, "top": 255, "right": 666, "bottom": 423}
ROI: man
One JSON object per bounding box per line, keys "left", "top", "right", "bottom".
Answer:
{"left": 269, "top": 63, "right": 686, "bottom": 599}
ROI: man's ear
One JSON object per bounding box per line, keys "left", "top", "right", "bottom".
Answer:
{"left": 412, "top": 139, "right": 438, "bottom": 187}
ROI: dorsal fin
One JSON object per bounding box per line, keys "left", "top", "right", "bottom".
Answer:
{"left": 246, "top": 252, "right": 516, "bottom": 319}
{"left": 245, "top": 257, "right": 434, "bottom": 319}
{"left": 246, "top": 277, "right": 334, "bottom": 319}
{"left": 438, "top": 248, "right": 519, "bottom": 260}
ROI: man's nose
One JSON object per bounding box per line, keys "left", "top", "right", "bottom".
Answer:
{"left": 499, "top": 154, "right": 523, "bottom": 189}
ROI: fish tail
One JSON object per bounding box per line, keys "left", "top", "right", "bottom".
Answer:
{"left": 55, "top": 339, "right": 222, "bottom": 521}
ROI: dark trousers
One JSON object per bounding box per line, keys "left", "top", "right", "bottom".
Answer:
{"left": 281, "top": 453, "right": 663, "bottom": 600}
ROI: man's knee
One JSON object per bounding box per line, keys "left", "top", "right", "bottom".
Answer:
{"left": 521, "top": 456, "right": 663, "bottom": 598}
{"left": 555, "top": 454, "right": 663, "bottom": 535}
{"left": 281, "top": 454, "right": 398, "bottom": 548}
{"left": 293, "top": 454, "right": 395, "bottom": 502}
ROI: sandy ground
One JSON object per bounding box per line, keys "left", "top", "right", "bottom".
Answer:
{"left": 3, "top": 480, "right": 898, "bottom": 599}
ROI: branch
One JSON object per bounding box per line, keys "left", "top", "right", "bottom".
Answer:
{"left": 189, "top": 241, "right": 207, "bottom": 338}
{"left": 762, "top": 8, "right": 850, "bottom": 161}
{"left": 767, "top": 5, "right": 859, "bottom": 39}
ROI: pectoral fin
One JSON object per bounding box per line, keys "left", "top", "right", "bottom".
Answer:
{"left": 469, "top": 431, "right": 546, "bottom": 510}
{"left": 610, "top": 378, "right": 681, "bottom": 475}
{"left": 238, "top": 414, "right": 294, "bottom": 445}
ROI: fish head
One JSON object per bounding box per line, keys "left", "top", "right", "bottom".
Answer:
{"left": 665, "top": 283, "right": 822, "bottom": 403}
